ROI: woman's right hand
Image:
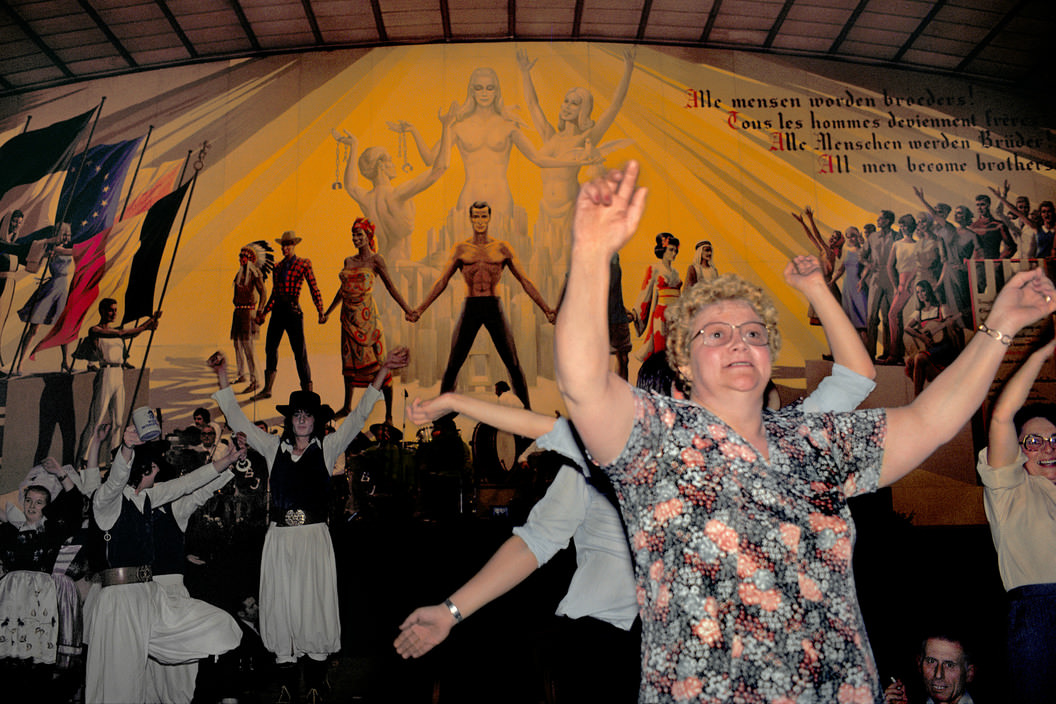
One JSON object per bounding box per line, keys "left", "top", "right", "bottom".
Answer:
{"left": 393, "top": 604, "right": 457, "bottom": 659}
{"left": 985, "top": 267, "right": 1056, "bottom": 336}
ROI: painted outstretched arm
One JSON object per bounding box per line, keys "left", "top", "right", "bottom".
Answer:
{"left": 784, "top": 255, "right": 875, "bottom": 382}
{"left": 409, "top": 254, "right": 460, "bottom": 321}
{"left": 504, "top": 246, "right": 556, "bottom": 323}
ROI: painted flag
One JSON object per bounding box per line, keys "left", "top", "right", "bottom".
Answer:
{"left": 121, "top": 180, "right": 190, "bottom": 323}
{"left": 30, "top": 165, "right": 182, "bottom": 356}
{"left": 0, "top": 110, "right": 94, "bottom": 236}
{"left": 58, "top": 138, "right": 144, "bottom": 243}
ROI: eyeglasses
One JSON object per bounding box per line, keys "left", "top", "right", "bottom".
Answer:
{"left": 691, "top": 321, "right": 769, "bottom": 347}
{"left": 1021, "top": 434, "right": 1056, "bottom": 452}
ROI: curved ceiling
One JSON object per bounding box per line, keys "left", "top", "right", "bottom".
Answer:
{"left": 1, "top": 0, "right": 1053, "bottom": 99}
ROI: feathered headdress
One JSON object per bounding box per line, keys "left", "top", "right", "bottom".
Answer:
{"left": 241, "top": 240, "right": 275, "bottom": 277}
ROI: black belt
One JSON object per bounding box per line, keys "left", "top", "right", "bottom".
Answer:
{"left": 272, "top": 507, "right": 327, "bottom": 527}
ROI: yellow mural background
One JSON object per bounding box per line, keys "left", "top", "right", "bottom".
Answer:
{"left": 1, "top": 43, "right": 1053, "bottom": 509}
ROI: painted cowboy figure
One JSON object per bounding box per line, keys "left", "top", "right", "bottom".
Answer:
{"left": 254, "top": 230, "right": 324, "bottom": 399}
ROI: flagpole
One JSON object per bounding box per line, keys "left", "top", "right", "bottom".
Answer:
{"left": 125, "top": 142, "right": 208, "bottom": 428}
{"left": 7, "top": 99, "right": 104, "bottom": 375}
{"left": 121, "top": 147, "right": 190, "bottom": 364}
{"left": 118, "top": 125, "right": 153, "bottom": 222}
{"left": 0, "top": 116, "right": 35, "bottom": 366}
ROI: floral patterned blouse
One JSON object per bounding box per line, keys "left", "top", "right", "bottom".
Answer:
{"left": 604, "top": 388, "right": 887, "bottom": 703}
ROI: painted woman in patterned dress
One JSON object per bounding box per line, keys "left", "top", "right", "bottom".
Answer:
{"left": 322, "top": 217, "right": 413, "bottom": 423}
{"left": 631, "top": 232, "right": 681, "bottom": 361}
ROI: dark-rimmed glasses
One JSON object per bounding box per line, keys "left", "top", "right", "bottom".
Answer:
{"left": 1021, "top": 434, "right": 1056, "bottom": 452}
{"left": 691, "top": 321, "right": 769, "bottom": 347}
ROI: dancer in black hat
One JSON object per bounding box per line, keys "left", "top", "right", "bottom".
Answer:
{"left": 208, "top": 345, "right": 408, "bottom": 703}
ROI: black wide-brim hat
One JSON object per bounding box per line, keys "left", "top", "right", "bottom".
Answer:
{"left": 276, "top": 390, "right": 335, "bottom": 426}
{"left": 370, "top": 422, "right": 404, "bottom": 442}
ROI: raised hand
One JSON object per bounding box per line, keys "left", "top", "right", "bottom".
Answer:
{"left": 572, "top": 160, "right": 648, "bottom": 257}
{"left": 207, "top": 351, "right": 227, "bottom": 373}
{"left": 516, "top": 48, "right": 536, "bottom": 72}
{"left": 985, "top": 267, "right": 1056, "bottom": 337}
{"left": 783, "top": 255, "right": 826, "bottom": 293}
{"left": 383, "top": 346, "right": 410, "bottom": 370}
{"left": 41, "top": 457, "right": 63, "bottom": 475}
{"left": 331, "top": 128, "right": 356, "bottom": 147}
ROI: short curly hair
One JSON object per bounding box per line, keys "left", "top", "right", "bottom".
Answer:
{"left": 665, "top": 273, "right": 781, "bottom": 390}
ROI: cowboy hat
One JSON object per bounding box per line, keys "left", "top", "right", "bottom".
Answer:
{"left": 369, "top": 422, "right": 404, "bottom": 443}
{"left": 276, "top": 390, "right": 335, "bottom": 425}
{"left": 275, "top": 230, "right": 302, "bottom": 246}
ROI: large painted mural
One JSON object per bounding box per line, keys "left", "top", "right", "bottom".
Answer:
{"left": 1, "top": 42, "right": 1054, "bottom": 515}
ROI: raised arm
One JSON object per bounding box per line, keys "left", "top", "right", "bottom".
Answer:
{"left": 913, "top": 186, "right": 941, "bottom": 219}
{"left": 989, "top": 181, "right": 1031, "bottom": 228}
{"left": 388, "top": 120, "right": 439, "bottom": 167}
{"left": 882, "top": 268, "right": 1056, "bottom": 486}
{"left": 207, "top": 351, "right": 279, "bottom": 458}
{"left": 407, "top": 392, "right": 557, "bottom": 439}
{"left": 784, "top": 255, "right": 875, "bottom": 381}
{"left": 556, "top": 162, "right": 646, "bottom": 464}
{"left": 988, "top": 336, "right": 1056, "bottom": 467}
{"left": 516, "top": 49, "right": 553, "bottom": 140}
{"left": 332, "top": 130, "right": 369, "bottom": 205}
{"left": 586, "top": 48, "right": 636, "bottom": 144}
{"left": 393, "top": 103, "right": 458, "bottom": 202}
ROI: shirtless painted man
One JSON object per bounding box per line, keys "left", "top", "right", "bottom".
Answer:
{"left": 409, "top": 202, "right": 556, "bottom": 409}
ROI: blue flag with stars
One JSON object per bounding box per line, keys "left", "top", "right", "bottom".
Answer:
{"left": 58, "top": 137, "right": 144, "bottom": 243}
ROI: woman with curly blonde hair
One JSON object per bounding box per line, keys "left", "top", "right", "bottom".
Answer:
{"left": 556, "top": 161, "right": 1056, "bottom": 703}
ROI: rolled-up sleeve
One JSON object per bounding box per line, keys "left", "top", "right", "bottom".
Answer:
{"left": 513, "top": 466, "right": 591, "bottom": 567}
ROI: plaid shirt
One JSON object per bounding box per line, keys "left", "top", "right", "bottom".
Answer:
{"left": 264, "top": 255, "right": 323, "bottom": 314}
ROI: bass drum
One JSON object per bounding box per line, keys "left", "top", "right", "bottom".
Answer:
{"left": 472, "top": 422, "right": 518, "bottom": 484}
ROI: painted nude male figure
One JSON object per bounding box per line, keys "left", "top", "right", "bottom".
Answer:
{"left": 409, "top": 202, "right": 556, "bottom": 410}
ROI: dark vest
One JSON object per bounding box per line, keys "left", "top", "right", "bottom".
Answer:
{"left": 269, "top": 442, "right": 329, "bottom": 516}
{"left": 151, "top": 504, "right": 185, "bottom": 576}
{"left": 105, "top": 494, "right": 153, "bottom": 568}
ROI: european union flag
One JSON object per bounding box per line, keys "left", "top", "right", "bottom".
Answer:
{"left": 58, "top": 138, "right": 144, "bottom": 243}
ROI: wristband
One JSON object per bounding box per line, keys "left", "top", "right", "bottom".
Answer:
{"left": 444, "top": 598, "right": 463, "bottom": 624}
{"left": 977, "top": 323, "right": 1013, "bottom": 346}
